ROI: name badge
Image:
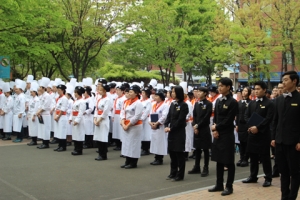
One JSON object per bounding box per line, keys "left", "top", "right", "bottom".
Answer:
{"left": 260, "top": 105, "right": 265, "bottom": 108}
{"left": 202, "top": 105, "right": 206, "bottom": 109}
{"left": 223, "top": 105, "right": 228, "bottom": 109}
{"left": 291, "top": 103, "right": 298, "bottom": 106}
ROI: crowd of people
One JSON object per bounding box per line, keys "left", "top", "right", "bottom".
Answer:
{"left": 0, "top": 71, "right": 299, "bottom": 199}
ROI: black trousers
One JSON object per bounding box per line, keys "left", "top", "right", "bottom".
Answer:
{"left": 74, "top": 141, "right": 83, "bottom": 152}
{"left": 141, "top": 141, "right": 150, "bottom": 151}
{"left": 169, "top": 151, "right": 186, "bottom": 179}
{"left": 195, "top": 148, "right": 209, "bottom": 167}
{"left": 155, "top": 155, "right": 164, "bottom": 161}
{"left": 97, "top": 141, "right": 108, "bottom": 158}
{"left": 125, "top": 157, "right": 138, "bottom": 166}
{"left": 239, "top": 141, "right": 249, "bottom": 161}
{"left": 216, "top": 162, "right": 235, "bottom": 189}
{"left": 15, "top": 129, "right": 23, "bottom": 140}
{"left": 85, "top": 135, "right": 94, "bottom": 148}
{"left": 58, "top": 139, "right": 67, "bottom": 149}
{"left": 31, "top": 137, "right": 37, "bottom": 143}
{"left": 115, "top": 139, "right": 122, "bottom": 148}
{"left": 249, "top": 152, "right": 272, "bottom": 181}
{"left": 42, "top": 140, "right": 49, "bottom": 146}
{"left": 276, "top": 143, "right": 300, "bottom": 200}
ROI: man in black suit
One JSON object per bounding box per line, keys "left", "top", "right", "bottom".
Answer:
{"left": 272, "top": 71, "right": 300, "bottom": 200}
{"left": 236, "top": 87, "right": 251, "bottom": 167}
{"left": 188, "top": 87, "right": 212, "bottom": 177}
{"left": 242, "top": 81, "right": 274, "bottom": 187}
{"left": 208, "top": 78, "right": 238, "bottom": 196}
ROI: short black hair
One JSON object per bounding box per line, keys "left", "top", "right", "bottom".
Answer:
{"left": 198, "top": 87, "right": 209, "bottom": 96}
{"left": 219, "top": 77, "right": 233, "bottom": 90}
{"left": 85, "top": 86, "right": 92, "bottom": 96}
{"left": 282, "top": 71, "right": 299, "bottom": 85}
{"left": 172, "top": 86, "right": 184, "bottom": 102}
{"left": 254, "top": 81, "right": 267, "bottom": 90}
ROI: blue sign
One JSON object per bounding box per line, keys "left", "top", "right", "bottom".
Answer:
{"left": 0, "top": 56, "right": 10, "bottom": 78}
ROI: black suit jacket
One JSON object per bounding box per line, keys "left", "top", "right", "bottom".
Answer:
{"left": 236, "top": 99, "right": 251, "bottom": 142}
{"left": 192, "top": 99, "right": 212, "bottom": 149}
{"left": 164, "top": 100, "right": 189, "bottom": 152}
{"left": 245, "top": 96, "right": 274, "bottom": 153}
{"left": 272, "top": 90, "right": 300, "bottom": 145}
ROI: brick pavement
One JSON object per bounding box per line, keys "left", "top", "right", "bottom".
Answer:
{"left": 155, "top": 176, "right": 293, "bottom": 200}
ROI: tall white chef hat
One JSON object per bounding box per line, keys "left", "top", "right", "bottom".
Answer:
{"left": 66, "top": 83, "right": 74, "bottom": 95}
{"left": 26, "top": 75, "right": 34, "bottom": 83}
{"left": 40, "top": 77, "right": 51, "bottom": 88}
{"left": 9, "top": 81, "right": 15, "bottom": 89}
{"left": 70, "top": 78, "right": 77, "bottom": 88}
{"left": 179, "top": 81, "right": 188, "bottom": 94}
{"left": 2, "top": 82, "right": 10, "bottom": 93}
{"left": 30, "top": 81, "right": 39, "bottom": 92}
{"left": 156, "top": 83, "right": 164, "bottom": 90}
{"left": 15, "top": 80, "right": 26, "bottom": 91}
{"left": 149, "top": 79, "right": 158, "bottom": 87}
{"left": 84, "top": 77, "right": 93, "bottom": 87}
{"left": 0, "top": 81, "right": 3, "bottom": 90}
{"left": 52, "top": 78, "right": 62, "bottom": 87}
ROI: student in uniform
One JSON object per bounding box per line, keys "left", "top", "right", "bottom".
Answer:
{"left": 93, "top": 83, "right": 112, "bottom": 161}
{"left": 242, "top": 81, "right": 274, "bottom": 187}
{"left": 235, "top": 87, "right": 251, "bottom": 167}
{"left": 188, "top": 87, "right": 212, "bottom": 177}
{"left": 120, "top": 85, "right": 143, "bottom": 169}
{"left": 272, "top": 71, "right": 300, "bottom": 200}
{"left": 164, "top": 86, "right": 189, "bottom": 181}
{"left": 0, "top": 82, "right": 4, "bottom": 138}
{"left": 69, "top": 86, "right": 86, "bottom": 155}
{"left": 149, "top": 89, "right": 169, "bottom": 165}
{"left": 36, "top": 77, "right": 52, "bottom": 149}
{"left": 53, "top": 84, "right": 69, "bottom": 152}
{"left": 0, "top": 83, "right": 14, "bottom": 140}
{"left": 209, "top": 78, "right": 238, "bottom": 196}
{"left": 140, "top": 87, "right": 152, "bottom": 156}
{"left": 112, "top": 83, "right": 126, "bottom": 150}
{"left": 66, "top": 85, "right": 74, "bottom": 146}
{"left": 27, "top": 82, "right": 40, "bottom": 146}
{"left": 83, "top": 86, "right": 95, "bottom": 149}
{"left": 12, "top": 80, "right": 26, "bottom": 143}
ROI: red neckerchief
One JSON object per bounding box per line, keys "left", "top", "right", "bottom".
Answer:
{"left": 152, "top": 101, "right": 163, "bottom": 112}
{"left": 56, "top": 95, "right": 63, "bottom": 103}
{"left": 97, "top": 95, "right": 106, "bottom": 108}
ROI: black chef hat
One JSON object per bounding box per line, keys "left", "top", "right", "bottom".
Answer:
{"left": 57, "top": 84, "right": 66, "bottom": 91}
{"left": 75, "top": 86, "right": 85, "bottom": 95}
{"left": 129, "top": 85, "right": 141, "bottom": 94}
{"left": 208, "top": 85, "right": 218, "bottom": 93}
{"left": 155, "top": 89, "right": 165, "bottom": 101}
{"left": 98, "top": 78, "right": 107, "bottom": 85}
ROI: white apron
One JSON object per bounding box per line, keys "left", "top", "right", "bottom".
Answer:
{"left": 112, "top": 95, "right": 126, "bottom": 140}
{"left": 149, "top": 102, "right": 169, "bottom": 155}
{"left": 3, "top": 112, "right": 13, "bottom": 133}
{"left": 27, "top": 114, "right": 38, "bottom": 137}
{"left": 54, "top": 96, "right": 69, "bottom": 139}
{"left": 93, "top": 96, "right": 112, "bottom": 142}
{"left": 185, "top": 100, "right": 193, "bottom": 152}
{"left": 37, "top": 114, "right": 51, "bottom": 140}
{"left": 120, "top": 98, "right": 143, "bottom": 158}
{"left": 70, "top": 98, "right": 86, "bottom": 141}
{"left": 0, "top": 115, "right": 3, "bottom": 129}
{"left": 0, "top": 93, "right": 4, "bottom": 129}
{"left": 83, "top": 97, "right": 94, "bottom": 136}
{"left": 141, "top": 99, "right": 152, "bottom": 141}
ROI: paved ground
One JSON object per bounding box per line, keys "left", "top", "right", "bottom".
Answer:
{"left": 0, "top": 137, "right": 284, "bottom": 200}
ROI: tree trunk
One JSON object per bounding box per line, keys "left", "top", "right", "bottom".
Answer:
{"left": 290, "top": 43, "right": 295, "bottom": 71}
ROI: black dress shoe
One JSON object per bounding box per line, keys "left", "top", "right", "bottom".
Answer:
{"left": 27, "top": 141, "right": 37, "bottom": 146}
{"left": 150, "top": 160, "right": 163, "bottom": 165}
{"left": 242, "top": 177, "right": 258, "bottom": 183}
{"left": 124, "top": 164, "right": 137, "bottom": 169}
{"left": 201, "top": 166, "right": 209, "bottom": 177}
{"left": 2, "top": 137, "right": 11, "bottom": 141}
{"left": 113, "top": 147, "right": 121, "bottom": 151}
{"left": 57, "top": 147, "right": 66, "bottom": 152}
{"left": 221, "top": 187, "right": 233, "bottom": 196}
{"left": 121, "top": 163, "right": 129, "bottom": 168}
{"left": 66, "top": 142, "right": 72, "bottom": 146}
{"left": 236, "top": 160, "right": 242, "bottom": 166}
{"left": 141, "top": 150, "right": 150, "bottom": 156}
{"left": 50, "top": 139, "right": 58, "bottom": 144}
{"left": 188, "top": 166, "right": 201, "bottom": 174}
{"left": 53, "top": 147, "right": 60, "bottom": 151}
{"left": 208, "top": 185, "right": 224, "bottom": 192}
{"left": 171, "top": 177, "right": 183, "bottom": 182}
{"left": 262, "top": 180, "right": 272, "bottom": 187}
{"left": 95, "top": 156, "right": 107, "bottom": 161}
{"left": 240, "top": 161, "right": 249, "bottom": 167}
{"left": 39, "top": 144, "right": 49, "bottom": 149}
{"left": 71, "top": 151, "right": 82, "bottom": 155}
{"left": 166, "top": 175, "right": 176, "bottom": 180}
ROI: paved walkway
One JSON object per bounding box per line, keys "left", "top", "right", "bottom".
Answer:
{"left": 155, "top": 176, "right": 287, "bottom": 200}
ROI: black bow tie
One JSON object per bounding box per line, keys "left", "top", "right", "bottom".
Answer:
{"left": 256, "top": 98, "right": 263, "bottom": 102}
{"left": 283, "top": 93, "right": 292, "bottom": 98}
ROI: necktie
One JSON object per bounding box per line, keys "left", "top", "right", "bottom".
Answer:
{"left": 283, "top": 93, "right": 292, "bottom": 98}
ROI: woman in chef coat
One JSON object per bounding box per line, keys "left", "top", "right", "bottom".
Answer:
{"left": 83, "top": 86, "right": 95, "bottom": 149}
{"left": 120, "top": 85, "right": 143, "bottom": 169}
{"left": 149, "top": 90, "right": 169, "bottom": 165}
{"left": 0, "top": 83, "right": 14, "bottom": 140}
{"left": 66, "top": 85, "right": 74, "bottom": 146}
{"left": 69, "top": 86, "right": 86, "bottom": 155}
{"left": 93, "top": 83, "right": 112, "bottom": 161}
{"left": 27, "top": 82, "right": 40, "bottom": 146}
{"left": 140, "top": 87, "right": 152, "bottom": 156}
{"left": 53, "top": 84, "right": 69, "bottom": 152}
